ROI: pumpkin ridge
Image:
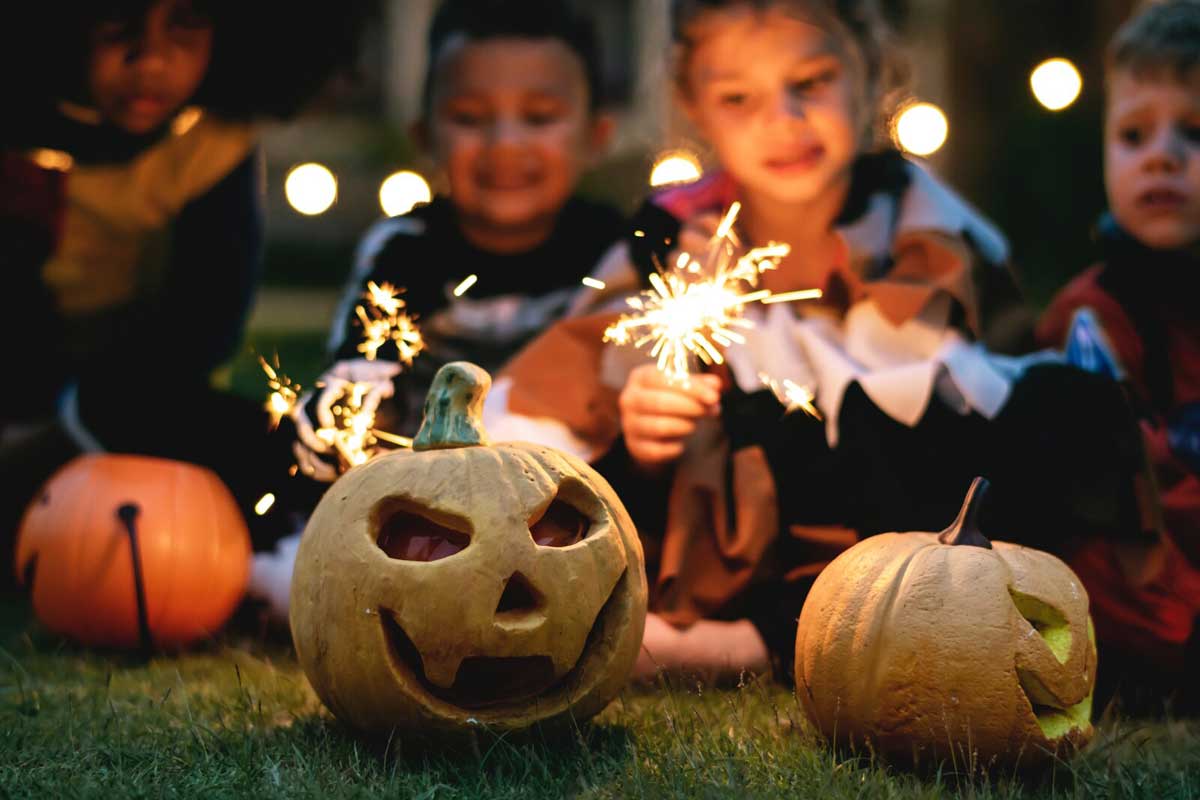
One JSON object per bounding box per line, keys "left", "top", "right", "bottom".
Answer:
{"left": 862, "top": 538, "right": 935, "bottom": 716}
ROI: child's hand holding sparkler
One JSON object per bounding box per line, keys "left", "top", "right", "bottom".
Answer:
{"left": 291, "top": 358, "right": 402, "bottom": 482}
{"left": 620, "top": 364, "right": 722, "bottom": 470}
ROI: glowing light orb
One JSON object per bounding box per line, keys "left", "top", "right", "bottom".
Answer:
{"left": 893, "top": 102, "right": 949, "bottom": 157}
{"left": 254, "top": 493, "right": 276, "bottom": 516}
{"left": 285, "top": 163, "right": 338, "bottom": 216}
{"left": 650, "top": 151, "right": 703, "bottom": 187}
{"left": 1031, "top": 58, "right": 1083, "bottom": 111}
{"left": 379, "top": 170, "right": 432, "bottom": 217}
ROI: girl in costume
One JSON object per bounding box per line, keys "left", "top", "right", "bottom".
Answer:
{"left": 0, "top": 1, "right": 369, "bottom": 581}
{"left": 492, "top": 0, "right": 1155, "bottom": 679}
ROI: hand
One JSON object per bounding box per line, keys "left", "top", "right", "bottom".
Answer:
{"left": 291, "top": 358, "right": 402, "bottom": 482}
{"left": 619, "top": 364, "right": 721, "bottom": 470}
{"left": 634, "top": 613, "right": 770, "bottom": 682}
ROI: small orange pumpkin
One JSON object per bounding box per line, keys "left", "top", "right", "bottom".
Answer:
{"left": 795, "top": 478, "right": 1096, "bottom": 767}
{"left": 14, "top": 454, "right": 251, "bottom": 649}
{"left": 290, "top": 362, "right": 648, "bottom": 736}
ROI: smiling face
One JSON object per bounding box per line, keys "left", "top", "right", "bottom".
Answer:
{"left": 1105, "top": 70, "right": 1200, "bottom": 250}
{"left": 290, "top": 439, "right": 647, "bottom": 734}
{"left": 677, "top": 6, "right": 865, "bottom": 209}
{"left": 87, "top": 0, "right": 213, "bottom": 134}
{"left": 424, "top": 36, "right": 610, "bottom": 252}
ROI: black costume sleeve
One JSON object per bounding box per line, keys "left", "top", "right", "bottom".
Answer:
{"left": 75, "top": 150, "right": 264, "bottom": 437}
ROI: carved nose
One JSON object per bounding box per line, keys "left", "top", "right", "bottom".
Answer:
{"left": 495, "top": 572, "right": 541, "bottom": 617}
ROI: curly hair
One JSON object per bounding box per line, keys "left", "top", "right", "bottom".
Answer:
{"left": 1109, "top": 0, "right": 1200, "bottom": 83}
{"left": 670, "top": 0, "right": 909, "bottom": 143}
{"left": 3, "top": 0, "right": 375, "bottom": 120}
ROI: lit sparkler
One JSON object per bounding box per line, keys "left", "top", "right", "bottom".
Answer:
{"left": 603, "top": 203, "right": 822, "bottom": 384}
{"left": 760, "top": 373, "right": 822, "bottom": 419}
{"left": 355, "top": 281, "right": 424, "bottom": 365}
{"left": 260, "top": 354, "right": 302, "bottom": 430}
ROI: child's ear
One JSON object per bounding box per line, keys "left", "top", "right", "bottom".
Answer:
{"left": 587, "top": 112, "right": 616, "bottom": 157}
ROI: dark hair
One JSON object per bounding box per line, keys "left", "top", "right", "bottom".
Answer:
{"left": 3, "top": 0, "right": 375, "bottom": 120}
{"left": 1108, "top": 0, "right": 1200, "bottom": 83}
{"left": 670, "top": 0, "right": 908, "bottom": 142}
{"left": 422, "top": 0, "right": 605, "bottom": 117}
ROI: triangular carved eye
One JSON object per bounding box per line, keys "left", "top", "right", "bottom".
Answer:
{"left": 378, "top": 510, "right": 469, "bottom": 562}
{"left": 1009, "top": 588, "right": 1071, "bottom": 664}
{"left": 529, "top": 500, "right": 589, "bottom": 548}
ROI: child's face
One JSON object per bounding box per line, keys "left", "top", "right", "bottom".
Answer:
{"left": 426, "top": 37, "right": 610, "bottom": 243}
{"left": 1105, "top": 70, "right": 1200, "bottom": 250}
{"left": 88, "top": 0, "right": 213, "bottom": 134}
{"left": 678, "top": 6, "right": 863, "bottom": 208}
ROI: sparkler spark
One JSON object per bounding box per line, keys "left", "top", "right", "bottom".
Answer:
{"left": 311, "top": 380, "right": 412, "bottom": 470}
{"left": 355, "top": 281, "right": 424, "bottom": 365}
{"left": 760, "top": 373, "right": 822, "bottom": 419}
{"left": 603, "top": 203, "right": 821, "bottom": 384}
{"left": 260, "top": 354, "right": 301, "bottom": 430}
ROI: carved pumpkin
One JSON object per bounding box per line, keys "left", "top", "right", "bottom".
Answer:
{"left": 14, "top": 454, "right": 251, "bottom": 649}
{"left": 290, "top": 362, "right": 648, "bottom": 735}
{"left": 795, "top": 478, "right": 1096, "bottom": 766}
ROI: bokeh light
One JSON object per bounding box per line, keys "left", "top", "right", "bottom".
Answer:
{"left": 893, "top": 102, "right": 949, "bottom": 157}
{"left": 285, "top": 163, "right": 338, "bottom": 216}
{"left": 650, "top": 151, "right": 703, "bottom": 187}
{"left": 1031, "top": 58, "right": 1083, "bottom": 111}
{"left": 379, "top": 170, "right": 433, "bottom": 217}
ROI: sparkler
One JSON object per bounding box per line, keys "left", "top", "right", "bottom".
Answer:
{"left": 261, "top": 280, "right": 424, "bottom": 477}
{"left": 355, "top": 281, "right": 424, "bottom": 365}
{"left": 760, "top": 373, "right": 822, "bottom": 419}
{"left": 260, "top": 354, "right": 302, "bottom": 430}
{"left": 603, "top": 202, "right": 822, "bottom": 384}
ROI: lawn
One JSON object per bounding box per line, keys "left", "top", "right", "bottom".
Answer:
{"left": 2, "top": 596, "right": 1199, "bottom": 800}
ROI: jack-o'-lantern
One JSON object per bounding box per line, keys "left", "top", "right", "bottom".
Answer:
{"left": 795, "top": 478, "right": 1095, "bottom": 766}
{"left": 15, "top": 454, "right": 251, "bottom": 649}
{"left": 290, "top": 362, "right": 648, "bottom": 735}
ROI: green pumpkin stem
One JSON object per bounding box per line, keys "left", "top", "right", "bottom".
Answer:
{"left": 413, "top": 362, "right": 492, "bottom": 451}
{"left": 937, "top": 476, "right": 993, "bottom": 549}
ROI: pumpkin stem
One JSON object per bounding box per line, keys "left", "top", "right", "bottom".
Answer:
{"left": 413, "top": 362, "right": 492, "bottom": 451}
{"left": 937, "top": 476, "right": 993, "bottom": 549}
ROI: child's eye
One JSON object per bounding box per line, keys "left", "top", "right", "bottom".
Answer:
{"left": 444, "top": 106, "right": 488, "bottom": 126}
{"left": 1118, "top": 127, "right": 1145, "bottom": 147}
{"left": 789, "top": 69, "right": 837, "bottom": 95}
{"left": 1181, "top": 124, "right": 1200, "bottom": 144}
{"left": 524, "top": 111, "right": 562, "bottom": 126}
{"left": 522, "top": 101, "right": 567, "bottom": 126}
{"left": 718, "top": 93, "right": 749, "bottom": 108}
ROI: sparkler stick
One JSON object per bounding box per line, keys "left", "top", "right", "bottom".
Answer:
{"left": 603, "top": 203, "right": 822, "bottom": 384}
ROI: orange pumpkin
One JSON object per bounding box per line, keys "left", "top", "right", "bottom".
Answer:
{"left": 14, "top": 454, "right": 251, "bottom": 649}
{"left": 795, "top": 478, "right": 1096, "bottom": 767}
{"left": 290, "top": 362, "right": 648, "bottom": 736}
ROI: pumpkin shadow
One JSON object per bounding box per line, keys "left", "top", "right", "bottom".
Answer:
{"left": 347, "top": 716, "right": 638, "bottom": 785}
{"left": 820, "top": 727, "right": 1097, "bottom": 792}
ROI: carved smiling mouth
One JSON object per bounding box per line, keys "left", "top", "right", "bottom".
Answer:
{"left": 380, "top": 569, "right": 627, "bottom": 710}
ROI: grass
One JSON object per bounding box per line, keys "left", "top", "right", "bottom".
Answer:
{"left": 2, "top": 598, "right": 1199, "bottom": 799}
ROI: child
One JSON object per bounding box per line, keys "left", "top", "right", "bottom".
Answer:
{"left": 494, "top": 0, "right": 1155, "bottom": 680}
{"left": 290, "top": 0, "right": 623, "bottom": 480}
{"left": 1037, "top": 0, "right": 1200, "bottom": 714}
{"left": 0, "top": 1, "right": 365, "bottom": 583}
